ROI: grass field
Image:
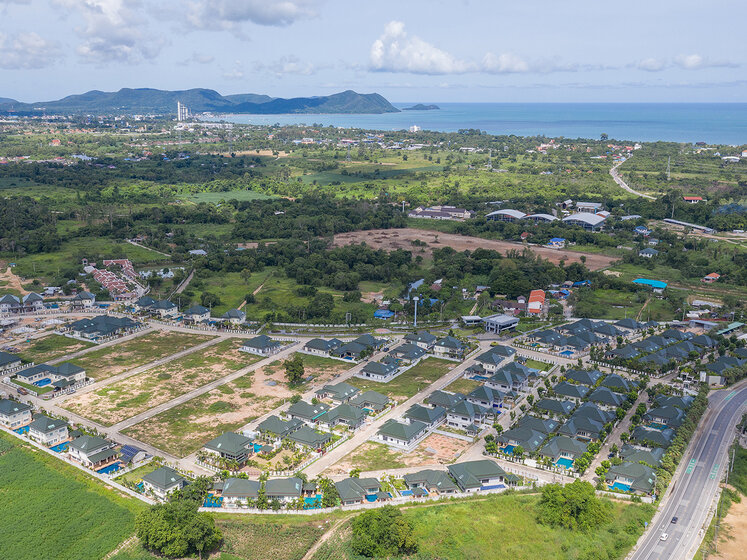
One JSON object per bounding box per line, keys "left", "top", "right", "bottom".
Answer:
{"left": 0, "top": 431, "right": 143, "bottom": 560}
{"left": 335, "top": 441, "right": 408, "bottom": 472}
{"left": 574, "top": 288, "right": 676, "bottom": 321}
{"left": 444, "top": 377, "right": 482, "bottom": 395}
{"left": 67, "top": 331, "right": 214, "bottom": 381}
{"left": 311, "top": 492, "right": 654, "bottom": 560}
{"left": 187, "top": 269, "right": 275, "bottom": 315}
{"left": 15, "top": 334, "right": 95, "bottom": 363}
{"left": 524, "top": 359, "right": 553, "bottom": 372}
{"left": 114, "top": 462, "right": 161, "bottom": 486}
{"left": 65, "top": 338, "right": 261, "bottom": 426}
{"left": 350, "top": 358, "right": 455, "bottom": 398}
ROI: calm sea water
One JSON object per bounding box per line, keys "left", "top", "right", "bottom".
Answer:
{"left": 218, "top": 103, "right": 747, "bottom": 144}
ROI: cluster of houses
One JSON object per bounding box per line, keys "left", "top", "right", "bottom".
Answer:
{"left": 132, "top": 296, "right": 247, "bottom": 326}
{"left": 486, "top": 204, "right": 608, "bottom": 232}
{"left": 407, "top": 206, "right": 473, "bottom": 221}
{"left": 62, "top": 315, "right": 143, "bottom": 342}
{"left": 0, "top": 292, "right": 46, "bottom": 314}
{"left": 0, "top": 346, "right": 91, "bottom": 395}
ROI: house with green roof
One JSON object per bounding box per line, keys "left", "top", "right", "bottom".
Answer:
{"left": 334, "top": 477, "right": 382, "bottom": 505}
{"left": 0, "top": 398, "right": 32, "bottom": 428}
{"left": 497, "top": 426, "right": 546, "bottom": 453}
{"left": 287, "top": 426, "right": 332, "bottom": 451}
{"left": 404, "top": 404, "right": 446, "bottom": 427}
{"left": 620, "top": 444, "right": 665, "bottom": 468}
{"left": 539, "top": 436, "right": 588, "bottom": 466}
{"left": 631, "top": 426, "right": 675, "bottom": 449}
{"left": 357, "top": 358, "right": 400, "bottom": 382}
{"left": 265, "top": 477, "right": 303, "bottom": 503}
{"left": 0, "top": 351, "right": 23, "bottom": 374}
{"left": 256, "top": 415, "right": 303, "bottom": 442}
{"left": 349, "top": 390, "right": 390, "bottom": 413}
{"left": 587, "top": 386, "right": 626, "bottom": 410}
{"left": 389, "top": 343, "right": 427, "bottom": 363}
{"left": 68, "top": 435, "right": 117, "bottom": 469}
{"left": 142, "top": 466, "right": 186, "bottom": 500}
{"left": 601, "top": 374, "right": 636, "bottom": 393}
{"left": 320, "top": 404, "right": 367, "bottom": 430}
{"left": 427, "top": 390, "right": 465, "bottom": 410}
{"left": 28, "top": 414, "right": 68, "bottom": 447}
{"left": 605, "top": 462, "right": 657, "bottom": 494}
{"left": 644, "top": 406, "right": 685, "bottom": 429}
{"left": 286, "top": 401, "right": 331, "bottom": 425}
{"left": 535, "top": 398, "right": 576, "bottom": 418}
{"left": 240, "top": 335, "right": 282, "bottom": 356}
{"left": 220, "top": 478, "right": 260, "bottom": 505}
{"left": 315, "top": 382, "right": 359, "bottom": 404}
{"left": 446, "top": 400, "right": 493, "bottom": 430}
{"left": 466, "top": 386, "right": 504, "bottom": 411}
{"left": 222, "top": 308, "right": 246, "bottom": 324}
{"left": 403, "top": 469, "right": 458, "bottom": 495}
{"left": 553, "top": 381, "right": 589, "bottom": 403}
{"left": 404, "top": 331, "right": 437, "bottom": 350}
{"left": 517, "top": 415, "right": 558, "bottom": 434}
{"left": 203, "top": 432, "right": 254, "bottom": 465}
{"left": 448, "top": 460, "right": 506, "bottom": 492}
{"left": 376, "top": 419, "right": 429, "bottom": 449}
{"left": 184, "top": 305, "right": 211, "bottom": 323}
{"left": 302, "top": 338, "right": 343, "bottom": 356}
{"left": 433, "top": 336, "right": 465, "bottom": 360}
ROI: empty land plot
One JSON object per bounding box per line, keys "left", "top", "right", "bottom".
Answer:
{"left": 329, "top": 434, "right": 469, "bottom": 476}
{"left": 15, "top": 334, "right": 95, "bottom": 363}
{"left": 350, "top": 358, "right": 455, "bottom": 399}
{"left": 296, "top": 353, "right": 352, "bottom": 384}
{"left": 444, "top": 377, "right": 482, "bottom": 395}
{"left": 123, "top": 363, "right": 297, "bottom": 457}
{"left": 67, "top": 331, "right": 214, "bottom": 381}
{"left": 63, "top": 338, "right": 261, "bottom": 426}
{"left": 332, "top": 228, "right": 617, "bottom": 270}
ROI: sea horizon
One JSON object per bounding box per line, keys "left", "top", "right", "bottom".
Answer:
{"left": 214, "top": 102, "right": 747, "bottom": 145}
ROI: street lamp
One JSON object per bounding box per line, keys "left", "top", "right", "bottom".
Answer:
{"left": 413, "top": 296, "right": 419, "bottom": 328}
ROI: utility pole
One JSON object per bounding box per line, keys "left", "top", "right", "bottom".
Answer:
{"left": 666, "top": 156, "right": 671, "bottom": 181}
{"left": 413, "top": 296, "right": 419, "bottom": 328}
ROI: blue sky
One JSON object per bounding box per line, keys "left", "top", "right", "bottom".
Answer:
{"left": 1, "top": 0, "right": 745, "bottom": 103}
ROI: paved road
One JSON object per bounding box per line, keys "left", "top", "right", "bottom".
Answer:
{"left": 630, "top": 383, "right": 747, "bottom": 560}
{"left": 610, "top": 159, "right": 655, "bottom": 200}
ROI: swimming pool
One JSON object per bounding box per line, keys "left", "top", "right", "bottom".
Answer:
{"left": 304, "top": 494, "right": 323, "bottom": 508}
{"left": 252, "top": 443, "right": 264, "bottom": 452}
{"left": 34, "top": 378, "right": 52, "bottom": 387}
{"left": 203, "top": 494, "right": 224, "bottom": 507}
{"left": 502, "top": 445, "right": 515, "bottom": 455}
{"left": 14, "top": 426, "right": 29, "bottom": 434}
{"left": 555, "top": 457, "right": 574, "bottom": 469}
{"left": 49, "top": 442, "right": 69, "bottom": 453}
{"left": 560, "top": 351, "right": 575, "bottom": 357}
{"left": 610, "top": 482, "right": 631, "bottom": 492}
{"left": 97, "top": 462, "right": 123, "bottom": 475}
{"left": 400, "top": 490, "right": 413, "bottom": 496}
{"left": 471, "top": 375, "right": 489, "bottom": 381}
{"left": 647, "top": 422, "right": 668, "bottom": 431}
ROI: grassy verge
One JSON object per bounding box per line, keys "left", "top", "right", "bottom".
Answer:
{"left": 16, "top": 334, "right": 95, "bottom": 363}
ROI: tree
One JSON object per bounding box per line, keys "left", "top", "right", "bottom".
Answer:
{"left": 349, "top": 468, "right": 361, "bottom": 478}
{"left": 514, "top": 445, "right": 525, "bottom": 460}
{"left": 536, "top": 480, "right": 612, "bottom": 531}
{"left": 200, "top": 292, "right": 221, "bottom": 309}
{"left": 136, "top": 500, "right": 222, "bottom": 559}
{"left": 351, "top": 506, "right": 417, "bottom": 558}
{"left": 284, "top": 354, "right": 305, "bottom": 386}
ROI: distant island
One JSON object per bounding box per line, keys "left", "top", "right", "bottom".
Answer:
{"left": 0, "top": 88, "right": 401, "bottom": 116}
{"left": 402, "top": 104, "right": 440, "bottom": 111}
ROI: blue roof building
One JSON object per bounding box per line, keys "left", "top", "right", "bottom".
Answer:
{"left": 633, "top": 278, "right": 668, "bottom": 290}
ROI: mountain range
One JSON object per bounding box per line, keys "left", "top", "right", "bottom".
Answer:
{"left": 0, "top": 88, "right": 400, "bottom": 115}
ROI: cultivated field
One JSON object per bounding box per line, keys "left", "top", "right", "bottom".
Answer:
{"left": 63, "top": 338, "right": 261, "bottom": 426}
{"left": 15, "top": 333, "right": 95, "bottom": 363}
{"left": 350, "top": 358, "right": 456, "bottom": 399}
{"left": 333, "top": 228, "right": 617, "bottom": 270}
{"left": 122, "top": 353, "right": 352, "bottom": 456}
{"left": 66, "top": 331, "right": 215, "bottom": 382}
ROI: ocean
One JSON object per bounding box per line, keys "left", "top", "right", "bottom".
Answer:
{"left": 217, "top": 103, "right": 747, "bottom": 145}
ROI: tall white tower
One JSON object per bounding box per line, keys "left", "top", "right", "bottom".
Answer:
{"left": 177, "top": 101, "right": 189, "bottom": 121}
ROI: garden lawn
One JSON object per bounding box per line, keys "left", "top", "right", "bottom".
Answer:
{"left": 350, "top": 358, "right": 455, "bottom": 398}
{"left": 445, "top": 377, "right": 483, "bottom": 395}
{"left": 524, "top": 359, "right": 553, "bottom": 372}
{"left": 16, "top": 333, "right": 95, "bottom": 363}
{"left": 67, "top": 331, "right": 215, "bottom": 381}
{"left": 64, "top": 337, "right": 262, "bottom": 426}
{"left": 0, "top": 431, "right": 143, "bottom": 560}
{"left": 114, "top": 462, "right": 161, "bottom": 486}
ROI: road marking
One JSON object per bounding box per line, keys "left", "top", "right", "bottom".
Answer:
{"left": 709, "top": 464, "right": 719, "bottom": 480}
{"left": 685, "top": 458, "right": 696, "bottom": 474}
{"left": 724, "top": 390, "right": 736, "bottom": 403}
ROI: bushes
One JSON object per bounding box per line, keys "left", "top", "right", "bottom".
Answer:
{"left": 537, "top": 480, "right": 613, "bottom": 531}
{"left": 351, "top": 505, "right": 417, "bottom": 558}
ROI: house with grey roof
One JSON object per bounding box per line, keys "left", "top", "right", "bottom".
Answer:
{"left": 601, "top": 374, "right": 636, "bottom": 393}
{"left": 404, "top": 331, "right": 437, "bottom": 350}
{"left": 71, "top": 291, "right": 96, "bottom": 308}
{"left": 535, "top": 398, "right": 575, "bottom": 418}
{"left": 150, "top": 299, "right": 178, "bottom": 318}
{"left": 654, "top": 394, "right": 694, "bottom": 410}
{"left": 222, "top": 308, "right": 246, "bottom": 324}
{"left": 614, "top": 318, "right": 644, "bottom": 333}
{"left": 133, "top": 296, "right": 156, "bottom": 311}
{"left": 563, "top": 369, "right": 603, "bottom": 387}
{"left": 631, "top": 426, "right": 675, "bottom": 449}
{"left": 240, "top": 335, "right": 281, "bottom": 356}
{"left": 475, "top": 345, "right": 516, "bottom": 372}
{"left": 68, "top": 435, "right": 118, "bottom": 470}
{"left": 256, "top": 415, "right": 303, "bottom": 442}
{"left": 588, "top": 386, "right": 626, "bottom": 410}
{"left": 606, "top": 462, "right": 657, "bottom": 494}
{"left": 287, "top": 426, "right": 332, "bottom": 450}
{"left": 184, "top": 305, "right": 211, "bottom": 323}
{"left": 67, "top": 315, "right": 141, "bottom": 340}
{"left": 203, "top": 432, "right": 254, "bottom": 465}
{"left": 497, "top": 426, "right": 546, "bottom": 453}
{"left": 607, "top": 345, "right": 641, "bottom": 360}
{"left": 644, "top": 406, "right": 685, "bottom": 429}
{"left": 433, "top": 336, "right": 465, "bottom": 360}
{"left": 620, "top": 444, "right": 665, "bottom": 468}
{"left": 553, "top": 381, "right": 589, "bottom": 402}
{"left": 404, "top": 404, "right": 446, "bottom": 428}
{"left": 142, "top": 466, "right": 186, "bottom": 500}
{"left": 286, "top": 401, "right": 331, "bottom": 425}
{"left": 558, "top": 414, "right": 605, "bottom": 442}
{"left": 357, "top": 358, "right": 399, "bottom": 382}
{"left": 28, "top": 414, "right": 68, "bottom": 446}
{"left": 0, "top": 398, "right": 32, "bottom": 428}
{"left": 485, "top": 365, "right": 529, "bottom": 393}
{"left": 220, "top": 478, "right": 260, "bottom": 504}
{"left": 332, "top": 341, "right": 368, "bottom": 360}
{"left": 0, "top": 351, "right": 22, "bottom": 373}
{"left": 403, "top": 469, "right": 458, "bottom": 495}
{"left": 517, "top": 415, "right": 558, "bottom": 434}
{"left": 427, "top": 390, "right": 465, "bottom": 410}
{"left": 467, "top": 386, "right": 504, "bottom": 411}
{"left": 315, "top": 382, "right": 359, "bottom": 404}
{"left": 321, "top": 404, "right": 367, "bottom": 430}
{"left": 349, "top": 390, "right": 390, "bottom": 413}
{"left": 302, "top": 338, "right": 343, "bottom": 356}
{"left": 265, "top": 477, "right": 304, "bottom": 503}
{"left": 446, "top": 400, "right": 493, "bottom": 430}
{"left": 448, "top": 460, "right": 506, "bottom": 492}
{"left": 334, "top": 477, "right": 382, "bottom": 506}
{"left": 539, "top": 436, "right": 588, "bottom": 466}
{"left": 376, "top": 418, "right": 428, "bottom": 449}
{"left": 389, "top": 343, "right": 426, "bottom": 363}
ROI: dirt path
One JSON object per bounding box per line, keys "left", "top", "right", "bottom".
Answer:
{"left": 636, "top": 297, "right": 651, "bottom": 321}
{"left": 0, "top": 266, "right": 30, "bottom": 295}
{"left": 610, "top": 159, "right": 656, "bottom": 200}
{"left": 239, "top": 273, "right": 272, "bottom": 310}
{"left": 301, "top": 516, "right": 352, "bottom": 560}
{"left": 126, "top": 239, "right": 171, "bottom": 258}
{"left": 103, "top": 535, "right": 138, "bottom": 560}
{"left": 332, "top": 229, "right": 617, "bottom": 271}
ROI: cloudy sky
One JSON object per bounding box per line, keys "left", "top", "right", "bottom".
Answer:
{"left": 1, "top": 0, "right": 745, "bottom": 103}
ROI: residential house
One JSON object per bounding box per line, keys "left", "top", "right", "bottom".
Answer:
{"left": 150, "top": 300, "right": 178, "bottom": 318}
{"left": 203, "top": 432, "right": 254, "bottom": 466}
{"left": 467, "top": 386, "right": 504, "bottom": 411}
{"left": 587, "top": 386, "right": 626, "bottom": 410}
{"left": 492, "top": 298, "right": 527, "bottom": 316}
{"left": 601, "top": 374, "right": 636, "bottom": 394}
{"left": 222, "top": 308, "right": 246, "bottom": 324}
{"left": 605, "top": 462, "right": 657, "bottom": 494}
{"left": 375, "top": 419, "right": 428, "bottom": 449}
{"left": 15, "top": 362, "right": 88, "bottom": 391}
{"left": 427, "top": 390, "right": 465, "bottom": 410}
{"left": 0, "top": 398, "right": 32, "bottom": 428}
{"left": 71, "top": 291, "right": 96, "bottom": 308}
{"left": 240, "top": 335, "right": 281, "bottom": 356}
{"left": 517, "top": 415, "right": 559, "bottom": 434}
{"left": 0, "top": 294, "right": 22, "bottom": 314}
{"left": 445, "top": 400, "right": 492, "bottom": 431}
{"left": 631, "top": 426, "right": 675, "bottom": 449}
{"left": 448, "top": 460, "right": 506, "bottom": 492}
{"left": 404, "top": 331, "right": 437, "bottom": 350}
{"left": 357, "top": 358, "right": 399, "bottom": 382}
{"left": 184, "top": 305, "right": 211, "bottom": 323}
{"left": 563, "top": 369, "right": 603, "bottom": 386}
{"left": 475, "top": 345, "right": 516, "bottom": 372}
{"left": 349, "top": 390, "right": 390, "bottom": 413}
{"left": 644, "top": 406, "right": 685, "bottom": 429}
{"left": 389, "top": 343, "right": 426, "bottom": 363}
{"left": 265, "top": 477, "right": 304, "bottom": 503}
{"left": 404, "top": 404, "right": 446, "bottom": 428}
{"left": 497, "top": 426, "right": 546, "bottom": 454}
{"left": 553, "top": 381, "right": 589, "bottom": 403}
{"left": 539, "top": 436, "right": 588, "bottom": 466}
{"left": 133, "top": 296, "right": 156, "bottom": 312}
{"left": 142, "top": 466, "right": 186, "bottom": 500}
{"left": 0, "top": 351, "right": 23, "bottom": 373}
{"left": 702, "top": 273, "right": 720, "bottom": 284}
{"left": 535, "top": 398, "right": 575, "bottom": 418}
{"left": 654, "top": 394, "right": 694, "bottom": 410}
{"left": 220, "top": 478, "right": 260, "bottom": 505}
{"left": 322, "top": 404, "right": 367, "bottom": 430}
{"left": 403, "top": 469, "right": 458, "bottom": 495}
{"left": 287, "top": 426, "right": 332, "bottom": 451}
{"left": 614, "top": 318, "right": 645, "bottom": 334}
{"left": 547, "top": 237, "right": 566, "bottom": 249}
{"left": 66, "top": 315, "right": 141, "bottom": 340}
{"left": 433, "top": 336, "right": 465, "bottom": 359}
{"left": 315, "top": 382, "right": 359, "bottom": 404}
{"left": 256, "top": 415, "right": 303, "bottom": 442}
{"left": 335, "top": 477, "right": 382, "bottom": 506}
{"left": 638, "top": 248, "right": 659, "bottom": 258}
{"left": 68, "top": 435, "right": 118, "bottom": 469}
{"left": 331, "top": 341, "right": 368, "bottom": 360}
{"left": 483, "top": 314, "right": 520, "bottom": 334}
{"left": 303, "top": 338, "right": 343, "bottom": 357}
{"left": 28, "top": 414, "right": 68, "bottom": 446}
{"left": 485, "top": 364, "right": 530, "bottom": 393}
{"left": 620, "top": 444, "right": 665, "bottom": 468}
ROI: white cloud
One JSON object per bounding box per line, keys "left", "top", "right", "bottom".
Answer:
{"left": 55, "top": 0, "right": 164, "bottom": 64}
{"left": 255, "top": 55, "right": 317, "bottom": 76}
{"left": 673, "top": 53, "right": 738, "bottom": 70}
{"left": 179, "top": 52, "right": 215, "bottom": 65}
{"left": 370, "top": 21, "right": 474, "bottom": 75}
{"left": 482, "top": 52, "right": 529, "bottom": 73}
{"left": 184, "top": 0, "right": 319, "bottom": 33}
{"left": 223, "top": 60, "right": 245, "bottom": 80}
{"left": 636, "top": 58, "right": 666, "bottom": 72}
{"left": 0, "top": 31, "right": 60, "bottom": 69}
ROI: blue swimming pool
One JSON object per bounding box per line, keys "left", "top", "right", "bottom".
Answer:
{"left": 14, "top": 426, "right": 29, "bottom": 434}
{"left": 135, "top": 482, "right": 145, "bottom": 492}
{"left": 555, "top": 457, "right": 574, "bottom": 469}
{"left": 400, "top": 490, "right": 413, "bottom": 496}
{"left": 304, "top": 494, "right": 323, "bottom": 508}
{"left": 502, "top": 445, "right": 515, "bottom": 455}
{"left": 648, "top": 422, "right": 667, "bottom": 431}
{"left": 610, "top": 482, "right": 631, "bottom": 492}
{"left": 203, "top": 494, "right": 223, "bottom": 507}
{"left": 97, "top": 462, "right": 123, "bottom": 475}
{"left": 34, "top": 378, "right": 52, "bottom": 387}
{"left": 252, "top": 443, "right": 264, "bottom": 452}
{"left": 471, "top": 375, "right": 489, "bottom": 381}
{"left": 480, "top": 484, "right": 506, "bottom": 491}
{"left": 560, "top": 350, "right": 574, "bottom": 357}
{"left": 49, "top": 442, "right": 69, "bottom": 453}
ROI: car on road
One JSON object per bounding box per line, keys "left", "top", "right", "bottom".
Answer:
{"left": 660, "top": 533, "right": 669, "bottom": 541}
{"left": 671, "top": 517, "right": 678, "bottom": 524}
{"left": 17, "top": 387, "right": 28, "bottom": 395}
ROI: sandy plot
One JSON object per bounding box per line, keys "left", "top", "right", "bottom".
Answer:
{"left": 717, "top": 494, "right": 747, "bottom": 560}
{"left": 63, "top": 338, "right": 259, "bottom": 426}
{"left": 0, "top": 266, "right": 29, "bottom": 295}
{"left": 332, "top": 228, "right": 617, "bottom": 271}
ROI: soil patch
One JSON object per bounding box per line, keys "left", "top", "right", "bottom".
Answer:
{"left": 717, "top": 495, "right": 747, "bottom": 560}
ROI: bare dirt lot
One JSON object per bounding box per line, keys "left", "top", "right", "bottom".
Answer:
{"left": 63, "top": 338, "right": 260, "bottom": 426}
{"left": 716, "top": 493, "right": 747, "bottom": 560}
{"left": 332, "top": 228, "right": 617, "bottom": 270}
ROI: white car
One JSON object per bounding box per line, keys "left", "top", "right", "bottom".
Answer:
{"left": 660, "top": 533, "right": 669, "bottom": 541}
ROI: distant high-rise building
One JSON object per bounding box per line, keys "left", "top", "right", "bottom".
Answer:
{"left": 177, "top": 101, "right": 189, "bottom": 121}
